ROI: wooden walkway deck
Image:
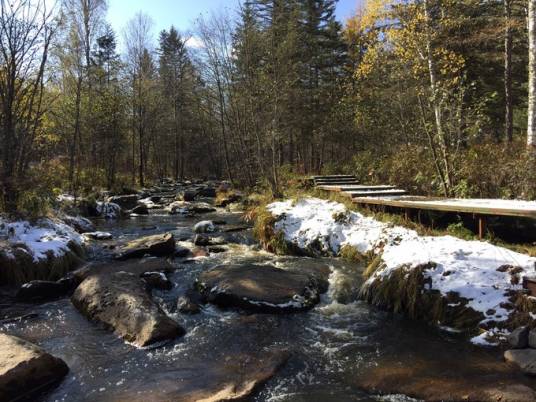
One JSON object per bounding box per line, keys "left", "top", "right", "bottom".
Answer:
{"left": 312, "top": 175, "right": 536, "bottom": 238}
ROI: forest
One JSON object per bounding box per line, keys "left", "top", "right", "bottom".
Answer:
{"left": 7, "top": 2, "right": 536, "bottom": 401}
{"left": 3, "top": 0, "right": 536, "bottom": 215}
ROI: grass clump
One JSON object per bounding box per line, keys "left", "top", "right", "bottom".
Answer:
{"left": 360, "top": 263, "right": 484, "bottom": 333}
{"left": 251, "top": 205, "right": 292, "bottom": 255}
{"left": 339, "top": 244, "right": 367, "bottom": 263}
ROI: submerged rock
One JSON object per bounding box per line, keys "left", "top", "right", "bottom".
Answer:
{"left": 197, "top": 264, "right": 325, "bottom": 312}
{"left": 0, "top": 333, "right": 69, "bottom": 402}
{"left": 177, "top": 290, "right": 204, "bottom": 315}
{"left": 106, "top": 349, "right": 289, "bottom": 402}
{"left": 505, "top": 349, "right": 536, "bottom": 375}
{"left": 16, "top": 280, "right": 69, "bottom": 302}
{"left": 72, "top": 271, "right": 184, "bottom": 347}
{"left": 117, "top": 233, "right": 175, "bottom": 260}
{"left": 356, "top": 352, "right": 536, "bottom": 402}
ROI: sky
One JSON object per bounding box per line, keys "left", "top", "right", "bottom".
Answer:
{"left": 107, "top": 0, "right": 363, "bottom": 42}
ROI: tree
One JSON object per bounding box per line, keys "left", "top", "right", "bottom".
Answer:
{"left": 528, "top": 0, "right": 536, "bottom": 150}
{"left": 124, "top": 12, "right": 154, "bottom": 187}
{"left": 0, "top": 0, "right": 57, "bottom": 210}
{"left": 158, "top": 26, "right": 190, "bottom": 179}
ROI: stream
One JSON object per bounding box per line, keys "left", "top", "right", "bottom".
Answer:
{"left": 0, "top": 204, "right": 515, "bottom": 402}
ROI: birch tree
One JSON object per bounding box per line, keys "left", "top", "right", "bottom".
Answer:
{"left": 528, "top": 0, "right": 536, "bottom": 150}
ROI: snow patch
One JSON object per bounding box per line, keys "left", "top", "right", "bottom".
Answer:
{"left": 267, "top": 198, "right": 536, "bottom": 343}
{"left": 0, "top": 217, "right": 84, "bottom": 262}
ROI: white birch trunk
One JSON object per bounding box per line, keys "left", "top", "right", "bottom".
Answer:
{"left": 528, "top": 0, "right": 536, "bottom": 149}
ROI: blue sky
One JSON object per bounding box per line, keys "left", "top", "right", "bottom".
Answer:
{"left": 107, "top": 0, "right": 362, "bottom": 39}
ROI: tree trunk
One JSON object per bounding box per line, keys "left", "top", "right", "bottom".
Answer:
{"left": 423, "top": 0, "right": 452, "bottom": 194}
{"left": 505, "top": 0, "right": 514, "bottom": 142}
{"left": 528, "top": 0, "right": 536, "bottom": 150}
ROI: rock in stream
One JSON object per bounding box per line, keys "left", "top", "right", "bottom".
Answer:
{"left": 0, "top": 333, "right": 69, "bottom": 402}
{"left": 197, "top": 263, "right": 327, "bottom": 313}
{"left": 72, "top": 270, "right": 184, "bottom": 347}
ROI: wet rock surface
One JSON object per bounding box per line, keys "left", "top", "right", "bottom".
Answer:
{"left": 356, "top": 348, "right": 536, "bottom": 402}
{"left": 16, "top": 280, "right": 69, "bottom": 302}
{"left": 117, "top": 233, "right": 175, "bottom": 260}
{"left": 197, "top": 264, "right": 327, "bottom": 312}
{"left": 0, "top": 333, "right": 69, "bottom": 402}
{"left": 71, "top": 270, "right": 184, "bottom": 347}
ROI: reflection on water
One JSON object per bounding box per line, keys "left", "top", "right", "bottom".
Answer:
{"left": 0, "top": 208, "right": 512, "bottom": 402}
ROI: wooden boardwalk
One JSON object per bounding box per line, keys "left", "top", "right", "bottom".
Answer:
{"left": 312, "top": 175, "right": 536, "bottom": 238}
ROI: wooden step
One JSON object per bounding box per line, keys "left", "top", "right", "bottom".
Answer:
{"left": 346, "top": 189, "right": 408, "bottom": 198}
{"left": 316, "top": 182, "right": 360, "bottom": 187}
{"left": 318, "top": 185, "right": 397, "bottom": 192}
{"left": 311, "top": 175, "right": 356, "bottom": 180}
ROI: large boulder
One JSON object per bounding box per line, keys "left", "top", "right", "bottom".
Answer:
{"left": 72, "top": 271, "right": 184, "bottom": 347}
{"left": 107, "top": 194, "right": 140, "bottom": 210}
{"left": 117, "top": 233, "right": 175, "bottom": 260}
{"left": 197, "top": 264, "right": 326, "bottom": 313}
{"left": 0, "top": 334, "right": 69, "bottom": 402}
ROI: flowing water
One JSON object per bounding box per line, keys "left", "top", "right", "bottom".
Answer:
{"left": 0, "top": 207, "right": 513, "bottom": 402}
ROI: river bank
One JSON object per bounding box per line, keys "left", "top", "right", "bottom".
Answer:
{"left": 1, "top": 180, "right": 535, "bottom": 401}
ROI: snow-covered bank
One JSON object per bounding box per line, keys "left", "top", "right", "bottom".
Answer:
{"left": 266, "top": 198, "right": 536, "bottom": 343}
{"left": 0, "top": 217, "right": 86, "bottom": 285}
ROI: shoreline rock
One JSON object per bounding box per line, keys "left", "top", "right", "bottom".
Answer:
{"left": 0, "top": 333, "right": 69, "bottom": 402}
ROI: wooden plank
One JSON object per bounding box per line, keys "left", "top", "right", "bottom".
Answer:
{"left": 345, "top": 190, "right": 407, "bottom": 198}
{"left": 311, "top": 175, "right": 356, "bottom": 180}
{"left": 315, "top": 180, "right": 360, "bottom": 186}
{"left": 318, "top": 185, "right": 397, "bottom": 192}
{"left": 314, "top": 180, "right": 357, "bottom": 184}
{"left": 351, "top": 196, "right": 536, "bottom": 219}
